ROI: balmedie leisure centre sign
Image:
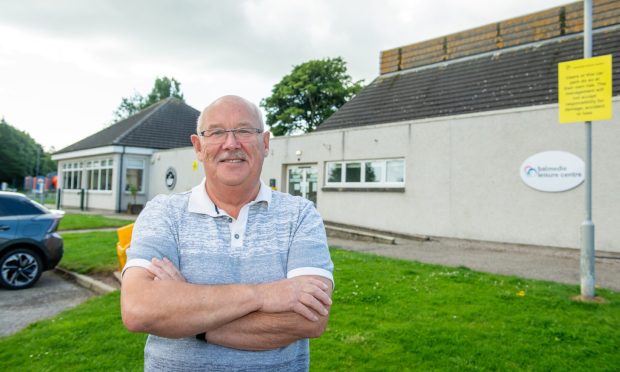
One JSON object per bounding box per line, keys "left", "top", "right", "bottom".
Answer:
{"left": 520, "top": 151, "right": 585, "bottom": 192}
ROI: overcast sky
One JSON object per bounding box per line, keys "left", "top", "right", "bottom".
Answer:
{"left": 0, "top": 0, "right": 573, "bottom": 151}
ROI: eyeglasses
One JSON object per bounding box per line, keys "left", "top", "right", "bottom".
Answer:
{"left": 198, "top": 127, "right": 263, "bottom": 143}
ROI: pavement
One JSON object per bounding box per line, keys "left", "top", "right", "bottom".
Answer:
{"left": 327, "top": 236, "right": 620, "bottom": 292}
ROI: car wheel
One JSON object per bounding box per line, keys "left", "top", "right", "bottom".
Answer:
{"left": 0, "top": 248, "right": 43, "bottom": 290}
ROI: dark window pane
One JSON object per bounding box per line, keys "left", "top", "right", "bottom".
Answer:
{"left": 126, "top": 169, "right": 144, "bottom": 192}
{"left": 365, "top": 162, "right": 382, "bottom": 182}
{"left": 0, "top": 197, "right": 45, "bottom": 216}
{"left": 327, "top": 163, "right": 342, "bottom": 183}
{"left": 345, "top": 163, "right": 361, "bottom": 182}
{"left": 106, "top": 170, "right": 113, "bottom": 190}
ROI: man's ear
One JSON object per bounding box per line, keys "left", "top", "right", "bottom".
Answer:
{"left": 190, "top": 134, "right": 204, "bottom": 161}
{"left": 262, "top": 131, "right": 270, "bottom": 157}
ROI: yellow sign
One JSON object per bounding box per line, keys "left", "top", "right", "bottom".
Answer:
{"left": 558, "top": 55, "right": 612, "bottom": 123}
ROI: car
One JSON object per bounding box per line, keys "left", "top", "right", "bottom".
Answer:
{"left": 0, "top": 191, "right": 64, "bottom": 290}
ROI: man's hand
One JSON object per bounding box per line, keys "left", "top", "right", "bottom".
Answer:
{"left": 148, "top": 257, "right": 331, "bottom": 322}
{"left": 255, "top": 277, "right": 331, "bottom": 321}
{"left": 148, "top": 257, "right": 186, "bottom": 282}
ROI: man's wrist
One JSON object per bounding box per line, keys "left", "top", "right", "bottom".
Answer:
{"left": 252, "top": 283, "right": 266, "bottom": 312}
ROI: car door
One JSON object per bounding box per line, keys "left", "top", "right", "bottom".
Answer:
{"left": 0, "top": 204, "right": 19, "bottom": 246}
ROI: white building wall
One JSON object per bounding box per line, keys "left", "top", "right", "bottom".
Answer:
{"left": 148, "top": 147, "right": 205, "bottom": 197}
{"left": 261, "top": 101, "right": 620, "bottom": 253}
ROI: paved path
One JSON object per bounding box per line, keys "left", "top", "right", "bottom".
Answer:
{"left": 328, "top": 236, "right": 620, "bottom": 292}
{"left": 0, "top": 271, "right": 95, "bottom": 337}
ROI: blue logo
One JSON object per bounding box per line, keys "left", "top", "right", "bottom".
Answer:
{"left": 524, "top": 165, "right": 537, "bottom": 177}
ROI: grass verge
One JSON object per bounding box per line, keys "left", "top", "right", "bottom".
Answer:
{"left": 2, "top": 248, "right": 618, "bottom": 371}
{"left": 311, "top": 249, "right": 620, "bottom": 371}
{"left": 58, "top": 213, "right": 134, "bottom": 231}
{"left": 60, "top": 231, "right": 119, "bottom": 274}
{"left": 0, "top": 292, "right": 146, "bottom": 371}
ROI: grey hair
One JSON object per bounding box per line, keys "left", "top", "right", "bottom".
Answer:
{"left": 196, "top": 96, "right": 264, "bottom": 134}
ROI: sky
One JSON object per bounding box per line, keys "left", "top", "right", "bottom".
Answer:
{"left": 0, "top": 0, "right": 573, "bottom": 151}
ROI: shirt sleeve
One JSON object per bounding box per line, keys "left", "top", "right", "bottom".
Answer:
{"left": 286, "top": 200, "right": 334, "bottom": 286}
{"left": 122, "top": 195, "right": 180, "bottom": 276}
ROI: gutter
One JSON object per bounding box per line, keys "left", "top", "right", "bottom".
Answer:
{"left": 117, "top": 146, "right": 125, "bottom": 213}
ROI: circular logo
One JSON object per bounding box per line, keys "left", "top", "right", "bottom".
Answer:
{"left": 165, "top": 167, "right": 177, "bottom": 190}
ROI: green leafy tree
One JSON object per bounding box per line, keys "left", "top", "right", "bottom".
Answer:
{"left": 112, "top": 77, "right": 185, "bottom": 123}
{"left": 261, "top": 57, "right": 363, "bottom": 136}
{"left": 0, "top": 118, "right": 56, "bottom": 187}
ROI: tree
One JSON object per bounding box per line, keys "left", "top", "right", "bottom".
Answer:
{"left": 261, "top": 57, "right": 363, "bottom": 136}
{"left": 112, "top": 77, "right": 185, "bottom": 123}
{"left": 0, "top": 118, "right": 56, "bottom": 187}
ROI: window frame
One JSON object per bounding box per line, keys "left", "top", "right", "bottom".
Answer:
{"left": 61, "top": 158, "right": 113, "bottom": 192}
{"left": 62, "top": 162, "right": 83, "bottom": 190}
{"left": 125, "top": 159, "right": 145, "bottom": 193}
{"left": 324, "top": 158, "right": 406, "bottom": 188}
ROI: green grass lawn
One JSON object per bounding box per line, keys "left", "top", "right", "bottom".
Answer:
{"left": 60, "top": 231, "right": 120, "bottom": 274}
{"left": 312, "top": 250, "right": 620, "bottom": 371}
{"left": 58, "top": 213, "right": 134, "bottom": 231}
{"left": 2, "top": 247, "right": 618, "bottom": 371}
{"left": 0, "top": 291, "right": 146, "bottom": 371}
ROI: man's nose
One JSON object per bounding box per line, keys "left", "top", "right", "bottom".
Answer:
{"left": 221, "top": 131, "right": 241, "bottom": 149}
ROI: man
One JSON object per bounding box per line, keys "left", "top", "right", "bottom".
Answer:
{"left": 121, "top": 95, "right": 334, "bottom": 371}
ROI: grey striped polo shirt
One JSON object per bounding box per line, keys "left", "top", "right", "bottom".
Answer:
{"left": 125, "top": 180, "right": 334, "bottom": 371}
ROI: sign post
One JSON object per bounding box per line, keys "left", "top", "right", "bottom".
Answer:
{"left": 557, "top": 0, "right": 613, "bottom": 299}
{"left": 581, "top": 0, "right": 594, "bottom": 299}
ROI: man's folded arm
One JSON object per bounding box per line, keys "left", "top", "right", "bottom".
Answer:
{"left": 121, "top": 267, "right": 262, "bottom": 338}
{"left": 205, "top": 275, "right": 333, "bottom": 351}
{"left": 121, "top": 261, "right": 331, "bottom": 339}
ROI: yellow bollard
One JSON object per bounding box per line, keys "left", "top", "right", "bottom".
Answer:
{"left": 116, "top": 223, "right": 134, "bottom": 272}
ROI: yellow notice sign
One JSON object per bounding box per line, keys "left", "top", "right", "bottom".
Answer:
{"left": 558, "top": 55, "right": 612, "bottom": 123}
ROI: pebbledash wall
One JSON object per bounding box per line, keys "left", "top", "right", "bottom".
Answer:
{"left": 149, "top": 99, "right": 620, "bottom": 253}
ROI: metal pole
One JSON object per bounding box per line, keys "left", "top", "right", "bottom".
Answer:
{"left": 580, "top": 0, "right": 595, "bottom": 298}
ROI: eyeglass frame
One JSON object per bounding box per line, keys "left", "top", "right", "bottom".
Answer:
{"left": 198, "top": 127, "right": 264, "bottom": 143}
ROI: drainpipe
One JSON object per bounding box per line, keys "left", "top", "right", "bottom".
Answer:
{"left": 117, "top": 146, "right": 125, "bottom": 213}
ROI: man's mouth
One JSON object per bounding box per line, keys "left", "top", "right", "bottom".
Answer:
{"left": 220, "top": 159, "right": 245, "bottom": 163}
{"left": 218, "top": 151, "right": 247, "bottom": 163}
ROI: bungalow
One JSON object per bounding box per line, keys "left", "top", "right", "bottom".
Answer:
{"left": 51, "top": 97, "right": 200, "bottom": 212}
{"left": 259, "top": 0, "right": 620, "bottom": 252}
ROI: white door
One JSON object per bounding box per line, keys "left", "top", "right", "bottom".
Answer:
{"left": 286, "top": 165, "right": 318, "bottom": 206}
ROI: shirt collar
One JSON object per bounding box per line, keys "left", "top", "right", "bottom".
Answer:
{"left": 187, "top": 178, "right": 272, "bottom": 216}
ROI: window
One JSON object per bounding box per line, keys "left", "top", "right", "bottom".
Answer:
{"left": 386, "top": 159, "right": 405, "bottom": 182}
{"left": 365, "top": 161, "right": 383, "bottom": 183}
{"left": 62, "top": 162, "right": 83, "bottom": 190}
{"left": 345, "top": 163, "right": 361, "bottom": 182}
{"left": 0, "top": 196, "right": 46, "bottom": 216}
{"left": 85, "top": 159, "right": 113, "bottom": 191}
{"left": 325, "top": 158, "right": 405, "bottom": 188}
{"left": 327, "top": 163, "right": 342, "bottom": 183}
{"left": 125, "top": 159, "right": 144, "bottom": 192}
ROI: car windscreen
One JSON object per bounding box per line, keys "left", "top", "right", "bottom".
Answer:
{"left": 0, "top": 196, "right": 47, "bottom": 217}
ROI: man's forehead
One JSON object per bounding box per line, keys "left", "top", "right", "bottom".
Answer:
{"left": 204, "top": 100, "right": 257, "bottom": 126}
